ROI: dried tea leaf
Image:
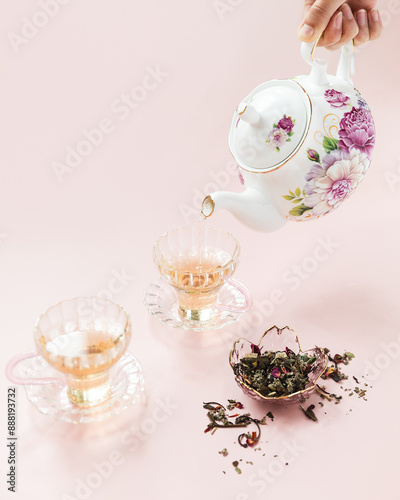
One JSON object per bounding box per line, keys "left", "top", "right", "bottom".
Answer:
{"left": 235, "top": 413, "right": 251, "bottom": 425}
{"left": 227, "top": 399, "right": 244, "bottom": 410}
{"left": 266, "top": 411, "right": 274, "bottom": 421}
{"left": 219, "top": 448, "right": 228, "bottom": 457}
{"left": 331, "top": 393, "right": 342, "bottom": 404}
{"left": 299, "top": 404, "right": 318, "bottom": 422}
{"left": 203, "top": 402, "right": 225, "bottom": 411}
{"left": 232, "top": 461, "right": 242, "bottom": 474}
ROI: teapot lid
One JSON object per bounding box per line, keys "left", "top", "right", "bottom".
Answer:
{"left": 229, "top": 79, "right": 311, "bottom": 173}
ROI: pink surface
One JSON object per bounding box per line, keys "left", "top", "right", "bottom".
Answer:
{"left": 1, "top": 1, "right": 399, "bottom": 499}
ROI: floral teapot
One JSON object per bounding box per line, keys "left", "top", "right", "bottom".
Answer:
{"left": 201, "top": 40, "right": 375, "bottom": 232}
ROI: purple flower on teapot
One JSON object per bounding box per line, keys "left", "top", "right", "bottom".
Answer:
{"left": 338, "top": 107, "right": 375, "bottom": 159}
{"left": 324, "top": 89, "right": 350, "bottom": 109}
{"left": 277, "top": 115, "right": 295, "bottom": 133}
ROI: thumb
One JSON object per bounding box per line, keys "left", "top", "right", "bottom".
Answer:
{"left": 298, "top": 0, "right": 346, "bottom": 42}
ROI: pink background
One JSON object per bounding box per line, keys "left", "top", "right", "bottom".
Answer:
{"left": 1, "top": 1, "right": 400, "bottom": 499}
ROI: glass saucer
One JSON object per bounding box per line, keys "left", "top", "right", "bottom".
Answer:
{"left": 24, "top": 352, "right": 144, "bottom": 424}
{"left": 144, "top": 277, "right": 246, "bottom": 331}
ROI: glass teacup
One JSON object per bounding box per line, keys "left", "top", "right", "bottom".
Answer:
{"left": 153, "top": 225, "right": 252, "bottom": 322}
{"left": 6, "top": 297, "right": 131, "bottom": 406}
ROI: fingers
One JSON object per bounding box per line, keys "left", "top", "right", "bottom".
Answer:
{"left": 303, "top": 2, "right": 312, "bottom": 18}
{"left": 324, "top": 3, "right": 359, "bottom": 51}
{"left": 368, "top": 8, "right": 383, "bottom": 40}
{"left": 299, "top": 1, "right": 383, "bottom": 50}
{"left": 318, "top": 12, "right": 343, "bottom": 47}
{"left": 353, "top": 9, "right": 369, "bottom": 45}
{"left": 352, "top": 7, "right": 383, "bottom": 46}
{"left": 298, "top": 0, "right": 346, "bottom": 42}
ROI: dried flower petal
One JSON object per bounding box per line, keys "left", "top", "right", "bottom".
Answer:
{"left": 247, "top": 431, "right": 257, "bottom": 446}
{"left": 271, "top": 367, "right": 281, "bottom": 378}
{"left": 204, "top": 424, "right": 215, "bottom": 433}
{"left": 286, "top": 347, "right": 296, "bottom": 357}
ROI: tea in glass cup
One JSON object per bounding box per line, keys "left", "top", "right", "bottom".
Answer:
{"left": 153, "top": 225, "right": 252, "bottom": 322}
{"left": 6, "top": 297, "right": 131, "bottom": 406}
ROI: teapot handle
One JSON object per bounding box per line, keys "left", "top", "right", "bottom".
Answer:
{"left": 301, "top": 38, "right": 354, "bottom": 85}
{"left": 300, "top": 35, "right": 324, "bottom": 67}
{"left": 336, "top": 40, "right": 354, "bottom": 84}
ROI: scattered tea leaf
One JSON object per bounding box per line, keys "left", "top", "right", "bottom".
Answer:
{"left": 238, "top": 429, "right": 260, "bottom": 448}
{"left": 344, "top": 352, "right": 355, "bottom": 363}
{"left": 266, "top": 411, "right": 274, "bottom": 421}
{"left": 203, "top": 401, "right": 264, "bottom": 449}
{"left": 203, "top": 402, "right": 225, "bottom": 411}
{"left": 227, "top": 399, "right": 244, "bottom": 410}
{"left": 299, "top": 404, "right": 318, "bottom": 422}
{"left": 232, "top": 461, "right": 242, "bottom": 474}
{"left": 322, "top": 366, "right": 348, "bottom": 382}
{"left": 219, "top": 448, "right": 228, "bottom": 457}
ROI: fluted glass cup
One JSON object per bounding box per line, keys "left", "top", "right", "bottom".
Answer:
{"left": 153, "top": 226, "right": 250, "bottom": 322}
{"left": 6, "top": 298, "right": 131, "bottom": 406}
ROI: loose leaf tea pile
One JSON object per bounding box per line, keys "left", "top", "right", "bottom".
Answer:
{"left": 233, "top": 344, "right": 318, "bottom": 397}
{"left": 203, "top": 340, "right": 370, "bottom": 476}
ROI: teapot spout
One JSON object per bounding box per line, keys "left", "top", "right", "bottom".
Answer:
{"left": 201, "top": 189, "right": 286, "bottom": 233}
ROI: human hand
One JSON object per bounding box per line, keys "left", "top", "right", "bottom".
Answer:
{"left": 298, "top": 0, "right": 383, "bottom": 50}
